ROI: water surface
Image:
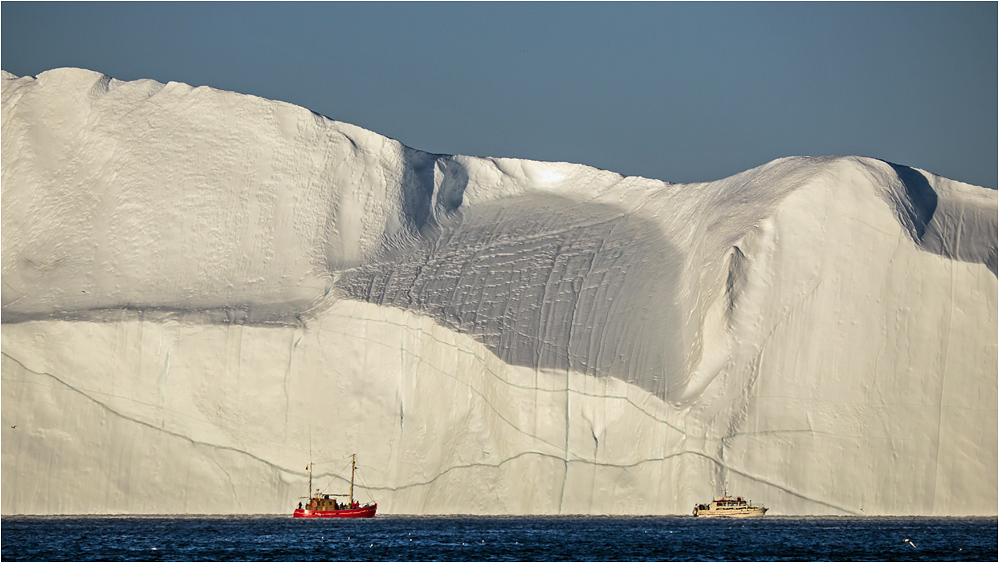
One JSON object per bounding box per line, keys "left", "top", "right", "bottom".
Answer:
{"left": 2, "top": 515, "right": 995, "bottom": 561}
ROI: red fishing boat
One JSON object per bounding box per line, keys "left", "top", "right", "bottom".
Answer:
{"left": 293, "top": 454, "right": 377, "bottom": 518}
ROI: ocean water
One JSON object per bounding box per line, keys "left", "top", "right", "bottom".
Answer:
{"left": 1, "top": 515, "right": 995, "bottom": 561}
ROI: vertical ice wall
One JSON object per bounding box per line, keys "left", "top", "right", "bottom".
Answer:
{"left": 2, "top": 68, "right": 996, "bottom": 515}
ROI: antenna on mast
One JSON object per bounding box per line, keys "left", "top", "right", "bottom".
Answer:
{"left": 350, "top": 454, "right": 356, "bottom": 506}
{"left": 308, "top": 444, "right": 314, "bottom": 500}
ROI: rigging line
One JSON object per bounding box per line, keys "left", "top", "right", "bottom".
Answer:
{"left": 315, "top": 456, "right": 355, "bottom": 495}
{"left": 353, "top": 464, "right": 376, "bottom": 503}
{"left": 318, "top": 460, "right": 346, "bottom": 494}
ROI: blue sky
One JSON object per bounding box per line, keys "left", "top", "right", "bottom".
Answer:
{"left": 3, "top": 2, "right": 996, "bottom": 188}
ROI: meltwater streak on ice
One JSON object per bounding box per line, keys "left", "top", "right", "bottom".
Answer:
{"left": 1, "top": 68, "right": 996, "bottom": 516}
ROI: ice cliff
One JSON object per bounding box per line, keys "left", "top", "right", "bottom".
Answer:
{"left": 2, "top": 68, "right": 996, "bottom": 515}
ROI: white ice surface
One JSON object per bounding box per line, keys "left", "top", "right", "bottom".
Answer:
{"left": 2, "top": 68, "right": 996, "bottom": 515}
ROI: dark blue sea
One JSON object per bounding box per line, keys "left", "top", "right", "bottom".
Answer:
{"left": 2, "top": 515, "right": 995, "bottom": 561}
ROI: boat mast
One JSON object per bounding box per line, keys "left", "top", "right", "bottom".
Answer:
{"left": 350, "top": 454, "right": 356, "bottom": 505}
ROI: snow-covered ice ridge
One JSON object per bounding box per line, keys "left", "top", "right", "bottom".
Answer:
{"left": 2, "top": 68, "right": 996, "bottom": 515}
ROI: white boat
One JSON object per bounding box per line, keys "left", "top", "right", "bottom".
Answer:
{"left": 693, "top": 493, "right": 767, "bottom": 517}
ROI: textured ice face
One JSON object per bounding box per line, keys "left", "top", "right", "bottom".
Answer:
{"left": 2, "top": 68, "right": 996, "bottom": 516}
{"left": 883, "top": 162, "right": 998, "bottom": 274}
{"left": 339, "top": 192, "right": 684, "bottom": 400}
{"left": 0, "top": 68, "right": 447, "bottom": 325}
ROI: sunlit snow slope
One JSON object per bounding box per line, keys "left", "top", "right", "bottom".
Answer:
{"left": 2, "top": 68, "right": 996, "bottom": 515}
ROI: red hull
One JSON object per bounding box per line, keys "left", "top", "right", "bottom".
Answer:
{"left": 293, "top": 503, "right": 377, "bottom": 518}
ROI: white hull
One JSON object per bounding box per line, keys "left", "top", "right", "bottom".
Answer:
{"left": 693, "top": 495, "right": 768, "bottom": 517}
{"left": 693, "top": 507, "right": 768, "bottom": 518}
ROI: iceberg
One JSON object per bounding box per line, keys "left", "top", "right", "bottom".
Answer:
{"left": 2, "top": 68, "right": 996, "bottom": 515}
